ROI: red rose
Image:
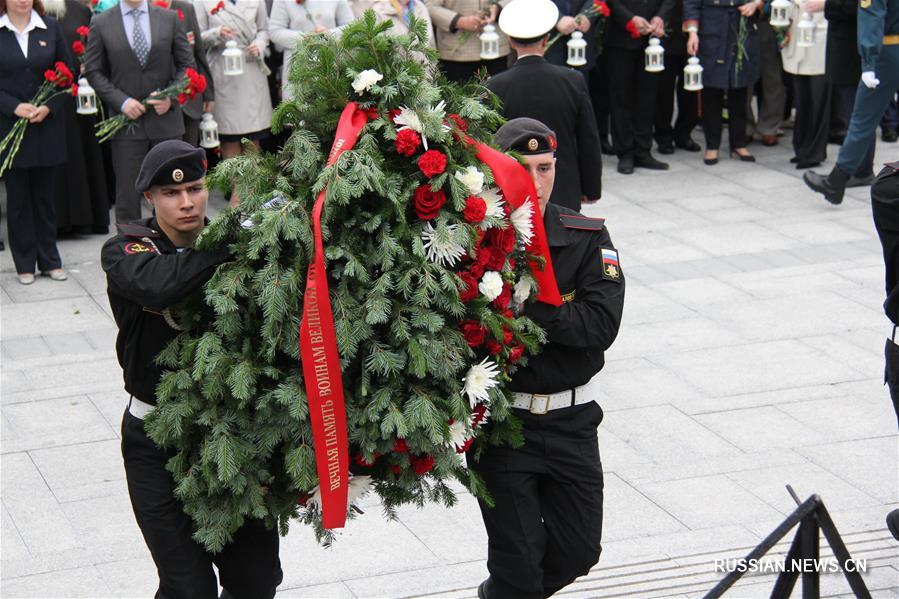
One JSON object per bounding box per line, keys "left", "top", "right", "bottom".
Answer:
{"left": 448, "top": 113, "right": 468, "bottom": 132}
{"left": 463, "top": 195, "right": 487, "bottom": 223}
{"left": 76, "top": 25, "right": 90, "bottom": 38}
{"left": 625, "top": 19, "right": 641, "bottom": 39}
{"left": 459, "top": 272, "right": 479, "bottom": 302}
{"left": 486, "top": 341, "right": 502, "bottom": 355}
{"left": 177, "top": 8, "right": 185, "bottom": 20}
{"left": 412, "top": 185, "right": 446, "bottom": 220}
{"left": 72, "top": 40, "right": 85, "bottom": 55}
{"left": 418, "top": 149, "right": 447, "bottom": 178}
{"left": 393, "top": 438, "right": 409, "bottom": 453}
{"left": 389, "top": 464, "right": 402, "bottom": 474}
{"left": 409, "top": 454, "right": 435, "bottom": 475}
{"left": 395, "top": 128, "right": 421, "bottom": 156}
{"left": 509, "top": 345, "right": 525, "bottom": 363}
{"left": 460, "top": 320, "right": 487, "bottom": 347}
{"left": 44, "top": 69, "right": 58, "bottom": 82}
{"left": 178, "top": 93, "right": 188, "bottom": 105}
{"left": 70, "top": 83, "right": 78, "bottom": 97}
{"left": 492, "top": 286, "right": 512, "bottom": 311}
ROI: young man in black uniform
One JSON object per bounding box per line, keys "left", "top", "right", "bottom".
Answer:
{"left": 102, "top": 140, "right": 282, "bottom": 598}
{"left": 472, "top": 118, "right": 626, "bottom": 599}
{"left": 868, "top": 159, "right": 899, "bottom": 541}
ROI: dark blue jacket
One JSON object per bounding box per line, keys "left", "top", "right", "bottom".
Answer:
{"left": 0, "top": 14, "right": 72, "bottom": 169}
{"left": 683, "top": 0, "right": 760, "bottom": 89}
{"left": 858, "top": 0, "right": 899, "bottom": 72}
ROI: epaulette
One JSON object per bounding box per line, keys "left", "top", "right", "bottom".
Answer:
{"left": 559, "top": 214, "right": 606, "bottom": 231}
{"left": 117, "top": 223, "right": 161, "bottom": 238}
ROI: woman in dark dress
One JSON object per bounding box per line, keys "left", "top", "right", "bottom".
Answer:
{"left": 684, "top": 0, "right": 761, "bottom": 165}
{"left": 0, "top": 0, "right": 73, "bottom": 284}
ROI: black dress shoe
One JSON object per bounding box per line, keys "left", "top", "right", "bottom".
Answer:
{"left": 790, "top": 156, "right": 799, "bottom": 163}
{"left": 657, "top": 141, "right": 675, "bottom": 154}
{"left": 617, "top": 154, "right": 634, "bottom": 174}
{"left": 675, "top": 137, "right": 701, "bottom": 152}
{"left": 888, "top": 509, "right": 899, "bottom": 541}
{"left": 477, "top": 580, "right": 488, "bottom": 599}
{"left": 803, "top": 169, "right": 848, "bottom": 205}
{"left": 600, "top": 138, "right": 615, "bottom": 155}
{"left": 0, "top": 239, "right": 4, "bottom": 251}
{"left": 730, "top": 149, "right": 756, "bottom": 162}
{"left": 846, "top": 173, "right": 876, "bottom": 187}
{"left": 634, "top": 154, "right": 669, "bottom": 170}
{"left": 704, "top": 150, "right": 719, "bottom": 165}
{"left": 795, "top": 161, "right": 821, "bottom": 169}
{"left": 883, "top": 128, "right": 899, "bottom": 142}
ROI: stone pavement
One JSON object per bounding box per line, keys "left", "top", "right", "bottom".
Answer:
{"left": 2, "top": 132, "right": 898, "bottom": 598}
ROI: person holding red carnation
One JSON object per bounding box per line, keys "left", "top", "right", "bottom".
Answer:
{"left": 0, "top": 0, "right": 74, "bottom": 283}
{"left": 469, "top": 117, "right": 625, "bottom": 599}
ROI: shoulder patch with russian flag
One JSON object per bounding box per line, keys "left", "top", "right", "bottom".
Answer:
{"left": 600, "top": 248, "right": 621, "bottom": 282}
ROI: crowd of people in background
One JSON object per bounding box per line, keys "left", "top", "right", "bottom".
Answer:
{"left": 2, "top": 0, "right": 898, "bottom": 284}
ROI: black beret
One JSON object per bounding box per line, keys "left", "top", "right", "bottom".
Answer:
{"left": 135, "top": 140, "right": 207, "bottom": 193}
{"left": 494, "top": 117, "right": 558, "bottom": 155}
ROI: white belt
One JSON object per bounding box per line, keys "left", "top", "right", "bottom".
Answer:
{"left": 893, "top": 325, "right": 899, "bottom": 344}
{"left": 128, "top": 396, "right": 155, "bottom": 420}
{"left": 511, "top": 385, "right": 596, "bottom": 415}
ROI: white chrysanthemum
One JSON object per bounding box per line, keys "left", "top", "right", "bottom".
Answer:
{"left": 478, "top": 271, "right": 504, "bottom": 301}
{"left": 454, "top": 166, "right": 485, "bottom": 196}
{"left": 509, "top": 202, "right": 534, "bottom": 246}
{"left": 480, "top": 188, "right": 505, "bottom": 226}
{"left": 463, "top": 357, "right": 501, "bottom": 407}
{"left": 447, "top": 419, "right": 469, "bottom": 450}
{"left": 351, "top": 69, "right": 382, "bottom": 95}
{"left": 513, "top": 276, "right": 534, "bottom": 305}
{"left": 421, "top": 223, "right": 465, "bottom": 267}
{"left": 306, "top": 474, "right": 372, "bottom": 511}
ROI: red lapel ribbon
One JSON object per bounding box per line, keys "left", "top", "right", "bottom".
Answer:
{"left": 299, "top": 105, "right": 562, "bottom": 529}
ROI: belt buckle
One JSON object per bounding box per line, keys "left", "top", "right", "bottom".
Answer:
{"left": 529, "top": 394, "right": 550, "bottom": 415}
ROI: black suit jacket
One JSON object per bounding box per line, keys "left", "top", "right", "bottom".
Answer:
{"left": 0, "top": 15, "right": 73, "bottom": 169}
{"left": 604, "top": 0, "right": 675, "bottom": 49}
{"left": 824, "top": 0, "right": 861, "bottom": 87}
{"left": 84, "top": 3, "right": 194, "bottom": 140}
{"left": 486, "top": 55, "right": 602, "bottom": 210}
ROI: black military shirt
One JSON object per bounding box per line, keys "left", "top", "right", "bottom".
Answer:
{"left": 101, "top": 218, "right": 229, "bottom": 406}
{"left": 510, "top": 203, "right": 625, "bottom": 394}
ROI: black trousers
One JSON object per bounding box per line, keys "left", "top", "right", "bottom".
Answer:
{"left": 654, "top": 53, "right": 699, "bottom": 145}
{"left": 589, "top": 53, "right": 612, "bottom": 139}
{"left": 4, "top": 166, "right": 62, "bottom": 274}
{"left": 885, "top": 340, "right": 899, "bottom": 428}
{"left": 121, "top": 409, "right": 282, "bottom": 599}
{"left": 471, "top": 401, "right": 604, "bottom": 599}
{"left": 701, "top": 86, "right": 749, "bottom": 151}
{"left": 183, "top": 115, "right": 200, "bottom": 148}
{"left": 438, "top": 57, "right": 508, "bottom": 83}
{"left": 792, "top": 74, "right": 830, "bottom": 165}
{"left": 110, "top": 137, "right": 178, "bottom": 223}
{"left": 606, "top": 46, "right": 661, "bottom": 158}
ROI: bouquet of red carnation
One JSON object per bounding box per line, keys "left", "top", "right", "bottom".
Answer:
{"left": 95, "top": 68, "right": 206, "bottom": 143}
{"left": 546, "top": 0, "right": 613, "bottom": 53}
{"left": 71, "top": 25, "right": 90, "bottom": 64}
{"left": 0, "top": 61, "right": 76, "bottom": 176}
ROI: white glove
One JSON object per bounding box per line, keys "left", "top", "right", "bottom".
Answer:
{"left": 861, "top": 71, "right": 880, "bottom": 89}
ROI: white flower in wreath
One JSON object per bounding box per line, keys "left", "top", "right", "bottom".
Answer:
{"left": 447, "top": 419, "right": 469, "bottom": 450}
{"left": 454, "top": 166, "right": 485, "bottom": 196}
{"left": 351, "top": 69, "right": 383, "bottom": 95}
{"left": 480, "top": 187, "right": 505, "bottom": 224}
{"left": 306, "top": 474, "right": 372, "bottom": 511}
{"left": 513, "top": 275, "right": 534, "bottom": 305}
{"left": 463, "top": 357, "right": 501, "bottom": 407}
{"left": 478, "top": 270, "right": 504, "bottom": 302}
{"left": 509, "top": 202, "right": 534, "bottom": 246}
{"left": 421, "top": 222, "right": 466, "bottom": 267}
{"left": 394, "top": 101, "right": 450, "bottom": 150}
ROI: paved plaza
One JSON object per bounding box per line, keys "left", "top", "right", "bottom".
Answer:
{"left": 2, "top": 132, "right": 898, "bottom": 598}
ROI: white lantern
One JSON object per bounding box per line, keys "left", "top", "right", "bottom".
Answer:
{"left": 796, "top": 12, "right": 816, "bottom": 47}
{"left": 75, "top": 77, "right": 98, "bottom": 115}
{"left": 199, "top": 112, "right": 220, "bottom": 149}
{"left": 683, "top": 56, "right": 703, "bottom": 91}
{"left": 566, "top": 31, "right": 587, "bottom": 67}
{"left": 769, "top": 0, "right": 791, "bottom": 27}
{"left": 223, "top": 40, "right": 244, "bottom": 76}
{"left": 479, "top": 24, "right": 499, "bottom": 60}
{"left": 644, "top": 37, "right": 665, "bottom": 72}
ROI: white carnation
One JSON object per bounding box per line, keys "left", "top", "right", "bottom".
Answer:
{"left": 509, "top": 202, "right": 534, "bottom": 246}
{"left": 513, "top": 276, "right": 534, "bottom": 305}
{"left": 454, "top": 166, "right": 485, "bottom": 195}
{"left": 478, "top": 271, "right": 504, "bottom": 302}
{"left": 463, "top": 357, "right": 501, "bottom": 407}
{"left": 421, "top": 222, "right": 466, "bottom": 267}
{"left": 351, "top": 69, "right": 383, "bottom": 95}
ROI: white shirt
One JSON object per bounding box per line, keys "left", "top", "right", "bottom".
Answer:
{"left": 120, "top": 0, "right": 152, "bottom": 50}
{"left": 0, "top": 10, "right": 47, "bottom": 59}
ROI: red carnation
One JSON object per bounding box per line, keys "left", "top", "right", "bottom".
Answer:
{"left": 409, "top": 454, "right": 435, "bottom": 475}
{"left": 388, "top": 108, "right": 401, "bottom": 122}
{"left": 418, "top": 149, "right": 447, "bottom": 178}
{"left": 72, "top": 40, "right": 85, "bottom": 55}
{"left": 459, "top": 272, "right": 479, "bottom": 303}
{"left": 448, "top": 113, "right": 468, "bottom": 132}
{"left": 389, "top": 464, "right": 402, "bottom": 474}
{"left": 485, "top": 245, "right": 507, "bottom": 271}
{"left": 463, "top": 195, "right": 487, "bottom": 223}
{"left": 412, "top": 185, "right": 446, "bottom": 220}
{"left": 469, "top": 261, "right": 485, "bottom": 279}
{"left": 76, "top": 25, "right": 90, "bottom": 37}
{"left": 177, "top": 8, "right": 185, "bottom": 20}
{"left": 393, "top": 438, "right": 409, "bottom": 453}
{"left": 211, "top": 0, "right": 224, "bottom": 14}
{"left": 70, "top": 83, "right": 78, "bottom": 97}
{"left": 594, "top": 0, "right": 610, "bottom": 17}
{"left": 395, "top": 128, "right": 421, "bottom": 156}
{"left": 44, "top": 69, "right": 58, "bottom": 83}
{"left": 153, "top": 0, "right": 167, "bottom": 7}
{"left": 178, "top": 93, "right": 188, "bottom": 105}
{"left": 486, "top": 340, "right": 502, "bottom": 355}
{"left": 54, "top": 62, "right": 73, "bottom": 87}
{"left": 90, "top": 0, "right": 98, "bottom": 6}
{"left": 509, "top": 345, "right": 525, "bottom": 363}
{"left": 353, "top": 452, "right": 379, "bottom": 467}
{"left": 625, "top": 19, "right": 641, "bottom": 39}
{"left": 460, "top": 320, "right": 487, "bottom": 347}
{"left": 502, "top": 326, "right": 514, "bottom": 345}
{"left": 492, "top": 286, "right": 512, "bottom": 311}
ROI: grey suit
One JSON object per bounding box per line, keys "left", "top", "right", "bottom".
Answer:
{"left": 84, "top": 2, "right": 195, "bottom": 222}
